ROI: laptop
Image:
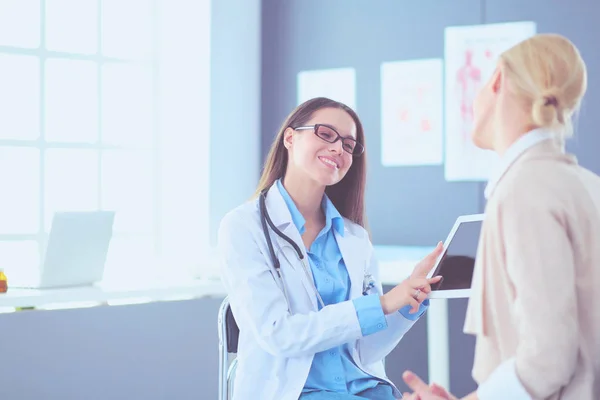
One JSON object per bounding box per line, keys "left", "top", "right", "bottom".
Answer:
{"left": 13, "top": 211, "right": 115, "bottom": 289}
{"left": 427, "top": 214, "right": 484, "bottom": 299}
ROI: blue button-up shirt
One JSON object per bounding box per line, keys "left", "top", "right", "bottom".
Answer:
{"left": 276, "top": 180, "right": 427, "bottom": 394}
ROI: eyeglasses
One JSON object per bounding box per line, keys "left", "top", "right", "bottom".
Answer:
{"left": 293, "top": 124, "right": 364, "bottom": 156}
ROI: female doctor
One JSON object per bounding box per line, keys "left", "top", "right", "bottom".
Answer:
{"left": 401, "top": 34, "right": 600, "bottom": 400}
{"left": 218, "top": 97, "right": 443, "bottom": 400}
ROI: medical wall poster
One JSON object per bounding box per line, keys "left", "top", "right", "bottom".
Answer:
{"left": 381, "top": 59, "right": 443, "bottom": 167}
{"left": 297, "top": 67, "right": 356, "bottom": 110}
{"left": 444, "top": 21, "right": 536, "bottom": 181}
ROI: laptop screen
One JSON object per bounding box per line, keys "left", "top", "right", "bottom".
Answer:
{"left": 431, "top": 220, "right": 483, "bottom": 291}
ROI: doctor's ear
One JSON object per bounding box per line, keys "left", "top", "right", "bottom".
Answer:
{"left": 283, "top": 127, "right": 295, "bottom": 150}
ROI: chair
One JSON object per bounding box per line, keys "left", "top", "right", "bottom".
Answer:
{"left": 218, "top": 296, "right": 240, "bottom": 400}
{"left": 217, "top": 296, "right": 386, "bottom": 399}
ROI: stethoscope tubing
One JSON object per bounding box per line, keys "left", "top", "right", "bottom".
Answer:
{"left": 260, "top": 188, "right": 326, "bottom": 309}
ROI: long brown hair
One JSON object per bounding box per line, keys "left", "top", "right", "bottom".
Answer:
{"left": 255, "top": 97, "right": 368, "bottom": 228}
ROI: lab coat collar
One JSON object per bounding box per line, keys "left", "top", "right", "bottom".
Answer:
{"left": 263, "top": 183, "right": 296, "bottom": 231}
{"left": 262, "top": 183, "right": 365, "bottom": 307}
{"left": 275, "top": 179, "right": 307, "bottom": 234}
{"left": 263, "top": 184, "right": 305, "bottom": 253}
{"left": 263, "top": 184, "right": 318, "bottom": 308}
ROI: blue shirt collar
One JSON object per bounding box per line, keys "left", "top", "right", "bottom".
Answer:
{"left": 276, "top": 179, "right": 345, "bottom": 237}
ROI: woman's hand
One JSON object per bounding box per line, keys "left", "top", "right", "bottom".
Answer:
{"left": 402, "top": 371, "right": 459, "bottom": 400}
{"left": 379, "top": 242, "right": 444, "bottom": 315}
{"left": 380, "top": 275, "right": 442, "bottom": 315}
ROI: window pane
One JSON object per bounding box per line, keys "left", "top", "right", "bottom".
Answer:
{"left": 44, "top": 149, "right": 99, "bottom": 231}
{"left": 101, "top": 0, "right": 153, "bottom": 60}
{"left": 156, "top": 0, "right": 211, "bottom": 278}
{"left": 101, "top": 63, "right": 154, "bottom": 147}
{"left": 0, "top": 241, "right": 40, "bottom": 285}
{"left": 0, "top": 148, "right": 40, "bottom": 234}
{"left": 0, "top": 54, "right": 40, "bottom": 140}
{"left": 160, "top": 147, "right": 208, "bottom": 271}
{"left": 0, "top": 0, "right": 40, "bottom": 48}
{"left": 102, "top": 235, "right": 156, "bottom": 284}
{"left": 45, "top": 59, "right": 98, "bottom": 143}
{"left": 101, "top": 150, "right": 154, "bottom": 234}
{"left": 45, "top": 0, "right": 97, "bottom": 54}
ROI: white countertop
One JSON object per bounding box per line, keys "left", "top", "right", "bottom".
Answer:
{"left": 0, "top": 279, "right": 226, "bottom": 311}
{"left": 0, "top": 245, "right": 433, "bottom": 311}
{"left": 375, "top": 245, "right": 433, "bottom": 285}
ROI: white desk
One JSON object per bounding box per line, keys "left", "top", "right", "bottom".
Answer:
{"left": 0, "top": 279, "right": 226, "bottom": 310}
{"left": 375, "top": 245, "right": 434, "bottom": 284}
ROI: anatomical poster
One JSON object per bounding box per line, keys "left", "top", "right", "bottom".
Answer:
{"left": 381, "top": 59, "right": 443, "bottom": 166}
{"left": 444, "top": 21, "right": 536, "bottom": 181}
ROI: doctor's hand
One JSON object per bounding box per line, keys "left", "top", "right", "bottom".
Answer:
{"left": 411, "top": 242, "right": 444, "bottom": 280}
{"left": 379, "top": 241, "right": 444, "bottom": 315}
{"left": 380, "top": 274, "right": 442, "bottom": 315}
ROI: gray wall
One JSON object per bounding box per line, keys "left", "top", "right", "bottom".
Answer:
{"left": 260, "top": 0, "right": 600, "bottom": 396}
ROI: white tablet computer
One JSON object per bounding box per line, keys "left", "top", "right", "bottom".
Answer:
{"left": 427, "top": 214, "right": 484, "bottom": 299}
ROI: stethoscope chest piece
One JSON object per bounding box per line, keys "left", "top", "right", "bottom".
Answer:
{"left": 362, "top": 273, "right": 376, "bottom": 295}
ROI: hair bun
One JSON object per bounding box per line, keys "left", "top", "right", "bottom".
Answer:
{"left": 542, "top": 88, "right": 561, "bottom": 107}
{"left": 532, "top": 88, "right": 562, "bottom": 127}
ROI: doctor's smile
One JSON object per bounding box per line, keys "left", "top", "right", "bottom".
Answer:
{"left": 318, "top": 156, "right": 340, "bottom": 170}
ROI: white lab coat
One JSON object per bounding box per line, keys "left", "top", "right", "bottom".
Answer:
{"left": 218, "top": 185, "right": 420, "bottom": 400}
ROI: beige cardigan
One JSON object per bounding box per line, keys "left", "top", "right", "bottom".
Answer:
{"left": 464, "top": 140, "right": 600, "bottom": 399}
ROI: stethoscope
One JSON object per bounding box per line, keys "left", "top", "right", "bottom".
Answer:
{"left": 259, "top": 187, "right": 377, "bottom": 312}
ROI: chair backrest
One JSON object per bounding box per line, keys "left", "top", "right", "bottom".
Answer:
{"left": 218, "top": 296, "right": 240, "bottom": 400}
{"left": 225, "top": 302, "right": 240, "bottom": 353}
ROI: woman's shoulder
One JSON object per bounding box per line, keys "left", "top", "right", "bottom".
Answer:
{"left": 491, "top": 154, "right": 600, "bottom": 221}
{"left": 496, "top": 153, "right": 570, "bottom": 197}
{"left": 219, "top": 198, "right": 261, "bottom": 235}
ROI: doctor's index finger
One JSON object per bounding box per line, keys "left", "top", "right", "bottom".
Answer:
{"left": 428, "top": 242, "right": 444, "bottom": 260}
{"left": 415, "top": 242, "right": 444, "bottom": 273}
{"left": 410, "top": 276, "right": 442, "bottom": 292}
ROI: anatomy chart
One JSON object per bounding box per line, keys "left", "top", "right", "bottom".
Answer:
{"left": 381, "top": 59, "right": 443, "bottom": 166}
{"left": 444, "top": 21, "right": 536, "bottom": 181}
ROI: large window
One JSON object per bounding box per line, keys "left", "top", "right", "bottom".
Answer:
{"left": 0, "top": 0, "right": 210, "bottom": 285}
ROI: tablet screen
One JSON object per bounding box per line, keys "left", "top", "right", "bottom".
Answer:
{"left": 431, "top": 220, "right": 482, "bottom": 291}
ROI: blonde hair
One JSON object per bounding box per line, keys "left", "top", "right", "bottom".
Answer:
{"left": 500, "top": 33, "right": 587, "bottom": 138}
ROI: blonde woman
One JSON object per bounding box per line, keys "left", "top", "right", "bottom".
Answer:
{"left": 402, "top": 33, "right": 600, "bottom": 400}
